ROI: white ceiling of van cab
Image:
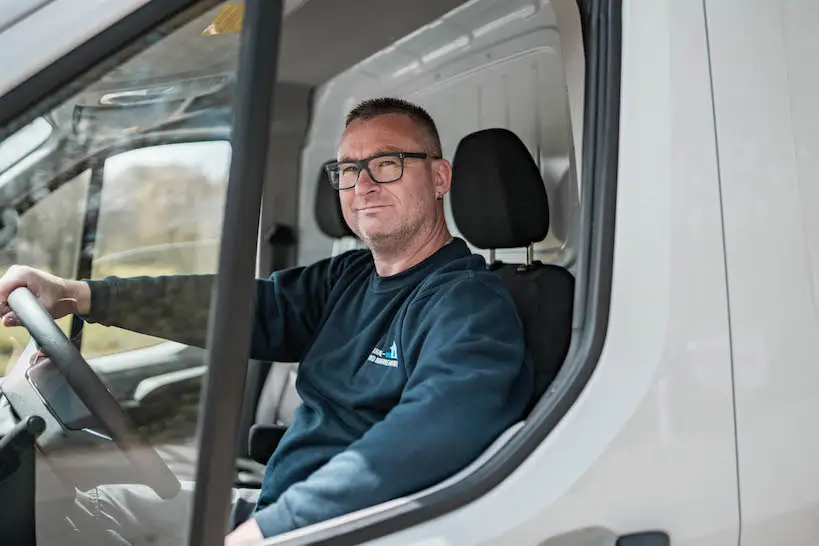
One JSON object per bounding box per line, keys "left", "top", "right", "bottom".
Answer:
{"left": 93, "top": 0, "right": 473, "bottom": 90}
{"left": 278, "top": 0, "right": 472, "bottom": 84}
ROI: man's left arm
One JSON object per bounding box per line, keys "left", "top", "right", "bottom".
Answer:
{"left": 251, "top": 279, "right": 534, "bottom": 538}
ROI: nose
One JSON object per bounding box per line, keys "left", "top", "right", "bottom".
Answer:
{"left": 354, "top": 168, "right": 378, "bottom": 196}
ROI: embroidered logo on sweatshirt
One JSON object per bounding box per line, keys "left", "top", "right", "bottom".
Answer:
{"left": 367, "top": 341, "right": 399, "bottom": 368}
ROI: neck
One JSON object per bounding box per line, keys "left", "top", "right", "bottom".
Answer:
{"left": 371, "top": 222, "right": 452, "bottom": 277}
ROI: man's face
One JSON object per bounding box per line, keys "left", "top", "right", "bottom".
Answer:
{"left": 336, "top": 114, "right": 449, "bottom": 250}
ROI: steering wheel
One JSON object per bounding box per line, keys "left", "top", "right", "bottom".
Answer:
{"left": 6, "top": 287, "right": 181, "bottom": 499}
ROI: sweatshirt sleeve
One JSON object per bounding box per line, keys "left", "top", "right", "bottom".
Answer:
{"left": 82, "top": 254, "right": 348, "bottom": 362}
{"left": 251, "top": 275, "right": 533, "bottom": 537}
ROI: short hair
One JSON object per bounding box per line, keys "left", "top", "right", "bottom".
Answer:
{"left": 345, "top": 97, "right": 443, "bottom": 157}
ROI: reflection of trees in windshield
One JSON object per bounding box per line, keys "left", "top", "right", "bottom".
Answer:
{"left": 0, "top": 142, "right": 231, "bottom": 371}
{"left": 82, "top": 143, "right": 231, "bottom": 360}
{"left": 0, "top": 172, "right": 88, "bottom": 374}
{"left": 95, "top": 163, "right": 227, "bottom": 266}
{"left": 0, "top": 171, "right": 88, "bottom": 280}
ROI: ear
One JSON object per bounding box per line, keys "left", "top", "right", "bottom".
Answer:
{"left": 431, "top": 158, "right": 453, "bottom": 198}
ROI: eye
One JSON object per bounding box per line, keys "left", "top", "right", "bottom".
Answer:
{"left": 341, "top": 165, "right": 359, "bottom": 174}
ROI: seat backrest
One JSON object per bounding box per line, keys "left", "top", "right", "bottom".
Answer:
{"left": 450, "top": 128, "right": 574, "bottom": 408}
{"left": 254, "top": 361, "right": 300, "bottom": 426}
{"left": 255, "top": 160, "right": 357, "bottom": 426}
{"left": 314, "top": 158, "right": 358, "bottom": 256}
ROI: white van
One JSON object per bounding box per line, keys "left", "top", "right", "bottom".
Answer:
{"left": 0, "top": 0, "right": 816, "bottom": 545}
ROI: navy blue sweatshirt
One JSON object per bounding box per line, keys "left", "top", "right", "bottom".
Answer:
{"left": 84, "top": 238, "right": 533, "bottom": 537}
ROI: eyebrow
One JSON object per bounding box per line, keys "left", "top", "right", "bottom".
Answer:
{"left": 337, "top": 146, "right": 405, "bottom": 163}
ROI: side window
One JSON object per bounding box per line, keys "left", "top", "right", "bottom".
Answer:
{"left": 0, "top": 170, "right": 89, "bottom": 374}
{"left": 80, "top": 141, "right": 231, "bottom": 359}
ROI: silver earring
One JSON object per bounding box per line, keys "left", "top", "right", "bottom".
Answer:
{"left": 436, "top": 193, "right": 443, "bottom": 201}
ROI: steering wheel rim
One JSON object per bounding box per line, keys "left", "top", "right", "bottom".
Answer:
{"left": 7, "top": 287, "right": 181, "bottom": 499}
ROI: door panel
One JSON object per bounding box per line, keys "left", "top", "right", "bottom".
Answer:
{"left": 706, "top": 1, "right": 819, "bottom": 545}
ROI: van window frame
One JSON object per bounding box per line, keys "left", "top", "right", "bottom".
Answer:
{"left": 262, "top": 0, "right": 624, "bottom": 544}
{"left": 0, "top": 0, "right": 621, "bottom": 543}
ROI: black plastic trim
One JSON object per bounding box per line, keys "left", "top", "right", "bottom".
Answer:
{"left": 617, "top": 531, "right": 671, "bottom": 546}
{"left": 268, "top": 0, "right": 622, "bottom": 543}
{"left": 0, "top": 412, "right": 39, "bottom": 546}
{"left": 0, "top": 0, "right": 223, "bottom": 141}
{"left": 186, "top": 1, "right": 283, "bottom": 545}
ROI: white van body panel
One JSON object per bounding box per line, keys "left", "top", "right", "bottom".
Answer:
{"left": 275, "top": 1, "right": 741, "bottom": 544}
{"left": 706, "top": 1, "right": 819, "bottom": 545}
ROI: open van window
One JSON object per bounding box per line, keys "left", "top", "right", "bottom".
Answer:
{"left": 0, "top": 0, "right": 627, "bottom": 544}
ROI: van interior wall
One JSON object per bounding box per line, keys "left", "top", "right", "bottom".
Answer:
{"left": 297, "top": 0, "right": 579, "bottom": 271}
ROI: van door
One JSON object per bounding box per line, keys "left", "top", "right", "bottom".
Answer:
{"left": 0, "top": 1, "right": 280, "bottom": 545}
{"left": 705, "top": 1, "right": 819, "bottom": 545}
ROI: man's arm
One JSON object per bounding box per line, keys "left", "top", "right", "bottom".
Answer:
{"left": 81, "top": 274, "right": 215, "bottom": 348}
{"left": 0, "top": 253, "right": 350, "bottom": 363}
{"left": 83, "top": 257, "right": 345, "bottom": 362}
{"left": 250, "top": 278, "right": 533, "bottom": 537}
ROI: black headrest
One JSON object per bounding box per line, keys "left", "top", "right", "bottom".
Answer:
{"left": 315, "top": 160, "right": 354, "bottom": 239}
{"left": 450, "top": 129, "right": 549, "bottom": 249}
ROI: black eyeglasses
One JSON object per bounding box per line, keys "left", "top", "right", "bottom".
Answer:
{"left": 325, "top": 152, "right": 440, "bottom": 190}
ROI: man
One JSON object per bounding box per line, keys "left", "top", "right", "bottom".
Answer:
{"left": 0, "top": 98, "right": 533, "bottom": 544}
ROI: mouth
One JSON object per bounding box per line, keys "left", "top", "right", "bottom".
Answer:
{"left": 356, "top": 204, "right": 390, "bottom": 212}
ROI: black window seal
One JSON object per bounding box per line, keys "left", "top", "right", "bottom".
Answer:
{"left": 0, "top": 0, "right": 224, "bottom": 142}
{"left": 265, "top": 0, "right": 622, "bottom": 544}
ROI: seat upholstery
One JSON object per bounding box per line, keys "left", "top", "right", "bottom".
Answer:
{"left": 254, "top": 362, "right": 299, "bottom": 426}
{"left": 314, "top": 159, "right": 355, "bottom": 240}
{"left": 450, "top": 128, "right": 574, "bottom": 408}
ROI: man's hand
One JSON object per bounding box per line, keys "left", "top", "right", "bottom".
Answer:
{"left": 225, "top": 518, "right": 264, "bottom": 545}
{"left": 0, "top": 265, "right": 91, "bottom": 327}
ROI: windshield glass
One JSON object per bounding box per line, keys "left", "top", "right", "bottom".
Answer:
{"left": 0, "top": 3, "right": 243, "bottom": 545}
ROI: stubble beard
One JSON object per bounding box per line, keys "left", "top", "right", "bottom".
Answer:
{"left": 359, "top": 215, "right": 423, "bottom": 258}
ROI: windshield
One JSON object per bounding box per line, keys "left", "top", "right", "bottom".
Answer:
{"left": 0, "top": 2, "right": 243, "bottom": 545}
